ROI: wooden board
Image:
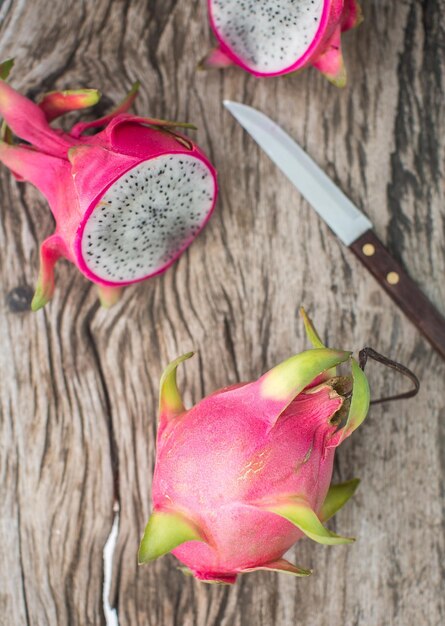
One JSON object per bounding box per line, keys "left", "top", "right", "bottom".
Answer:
{"left": 0, "top": 1, "right": 444, "bottom": 625}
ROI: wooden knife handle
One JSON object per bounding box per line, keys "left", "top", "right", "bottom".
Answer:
{"left": 350, "top": 230, "right": 445, "bottom": 360}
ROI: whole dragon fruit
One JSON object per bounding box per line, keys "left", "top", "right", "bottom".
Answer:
{"left": 0, "top": 60, "right": 217, "bottom": 309}
{"left": 202, "top": 0, "right": 363, "bottom": 86}
{"left": 139, "top": 309, "right": 370, "bottom": 584}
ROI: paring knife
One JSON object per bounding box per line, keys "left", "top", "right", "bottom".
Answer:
{"left": 224, "top": 100, "right": 445, "bottom": 360}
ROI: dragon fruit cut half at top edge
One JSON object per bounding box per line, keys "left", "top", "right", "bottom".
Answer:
{"left": 202, "top": 0, "right": 363, "bottom": 86}
{"left": 0, "top": 60, "right": 217, "bottom": 310}
{"left": 138, "top": 308, "right": 370, "bottom": 584}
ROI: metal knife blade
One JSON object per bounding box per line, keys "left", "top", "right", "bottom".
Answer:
{"left": 223, "top": 100, "right": 372, "bottom": 246}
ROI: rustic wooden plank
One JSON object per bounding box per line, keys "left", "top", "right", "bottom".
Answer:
{"left": 0, "top": 1, "right": 444, "bottom": 625}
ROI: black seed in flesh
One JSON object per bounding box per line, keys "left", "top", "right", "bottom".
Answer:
{"left": 211, "top": 0, "right": 324, "bottom": 73}
{"left": 81, "top": 154, "right": 215, "bottom": 283}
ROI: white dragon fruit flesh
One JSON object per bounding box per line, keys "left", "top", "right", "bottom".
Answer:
{"left": 0, "top": 60, "right": 218, "bottom": 309}
{"left": 203, "top": 0, "right": 363, "bottom": 86}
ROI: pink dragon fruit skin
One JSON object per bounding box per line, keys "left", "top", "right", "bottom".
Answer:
{"left": 139, "top": 309, "right": 370, "bottom": 584}
{"left": 203, "top": 0, "right": 363, "bottom": 86}
{"left": 0, "top": 61, "right": 218, "bottom": 309}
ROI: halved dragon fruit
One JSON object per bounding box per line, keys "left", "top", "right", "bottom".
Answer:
{"left": 0, "top": 60, "right": 217, "bottom": 309}
{"left": 203, "top": 0, "right": 363, "bottom": 86}
{"left": 139, "top": 309, "right": 370, "bottom": 584}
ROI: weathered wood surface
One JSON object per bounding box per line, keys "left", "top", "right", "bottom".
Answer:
{"left": 0, "top": 1, "right": 444, "bottom": 625}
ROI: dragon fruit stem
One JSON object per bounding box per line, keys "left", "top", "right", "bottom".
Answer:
{"left": 0, "top": 58, "right": 14, "bottom": 80}
{"left": 31, "top": 235, "right": 66, "bottom": 311}
{"left": 38, "top": 89, "right": 101, "bottom": 122}
{"left": 320, "top": 479, "right": 360, "bottom": 521}
{"left": 97, "top": 285, "right": 123, "bottom": 308}
{"left": 264, "top": 496, "right": 355, "bottom": 545}
{"left": 138, "top": 509, "right": 205, "bottom": 564}
{"left": 159, "top": 352, "right": 195, "bottom": 421}
{"left": 327, "top": 358, "right": 370, "bottom": 447}
{"left": 70, "top": 81, "right": 140, "bottom": 138}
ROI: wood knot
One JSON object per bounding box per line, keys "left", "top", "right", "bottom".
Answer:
{"left": 6, "top": 286, "right": 34, "bottom": 313}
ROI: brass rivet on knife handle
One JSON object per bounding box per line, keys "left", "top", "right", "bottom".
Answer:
{"left": 350, "top": 229, "right": 445, "bottom": 360}
{"left": 386, "top": 272, "right": 400, "bottom": 285}
{"left": 362, "top": 243, "right": 375, "bottom": 257}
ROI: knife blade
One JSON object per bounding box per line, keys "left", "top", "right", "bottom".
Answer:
{"left": 224, "top": 100, "right": 445, "bottom": 360}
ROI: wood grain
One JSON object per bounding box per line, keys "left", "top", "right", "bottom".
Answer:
{"left": 0, "top": 1, "right": 444, "bottom": 625}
